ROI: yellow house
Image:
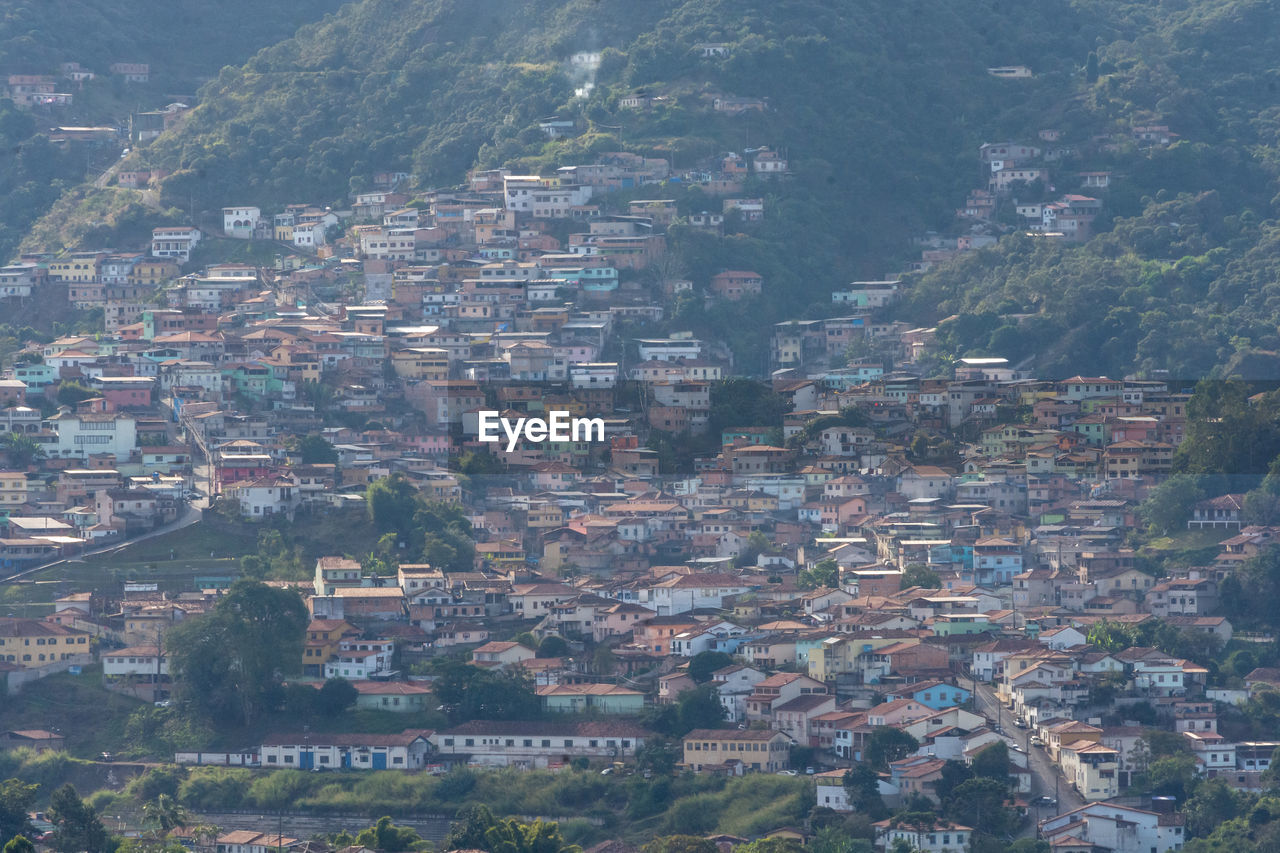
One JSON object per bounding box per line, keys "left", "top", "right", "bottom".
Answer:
{"left": 0, "top": 618, "right": 91, "bottom": 667}
{"left": 303, "top": 618, "right": 359, "bottom": 675}
{"left": 47, "top": 253, "right": 101, "bottom": 282}
{"left": 808, "top": 634, "right": 906, "bottom": 681}
{"left": 682, "top": 728, "right": 793, "bottom": 773}
{"left": 0, "top": 471, "right": 26, "bottom": 506}
{"left": 130, "top": 259, "right": 181, "bottom": 286}
{"left": 391, "top": 348, "right": 450, "bottom": 380}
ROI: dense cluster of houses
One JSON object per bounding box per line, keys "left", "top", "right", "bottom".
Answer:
{"left": 0, "top": 99, "right": 1262, "bottom": 853}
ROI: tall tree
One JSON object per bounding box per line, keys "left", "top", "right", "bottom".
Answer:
{"left": 688, "top": 650, "right": 735, "bottom": 683}
{"left": 843, "top": 764, "right": 888, "bottom": 819}
{"left": 432, "top": 661, "right": 540, "bottom": 723}
{"left": 865, "top": 727, "right": 919, "bottom": 770}
{"left": 0, "top": 779, "right": 37, "bottom": 847}
{"left": 971, "top": 741, "right": 1010, "bottom": 782}
{"left": 296, "top": 433, "right": 338, "bottom": 464}
{"left": 48, "top": 785, "right": 111, "bottom": 853}
{"left": 167, "top": 580, "right": 308, "bottom": 726}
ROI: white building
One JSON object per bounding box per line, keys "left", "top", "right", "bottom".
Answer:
{"left": 225, "top": 474, "right": 297, "bottom": 521}
{"left": 713, "top": 664, "right": 767, "bottom": 721}
{"left": 292, "top": 220, "right": 327, "bottom": 249}
{"left": 46, "top": 412, "right": 137, "bottom": 460}
{"left": 503, "top": 175, "right": 545, "bottom": 212}
{"left": 569, "top": 362, "right": 619, "bottom": 389}
{"left": 222, "top": 206, "right": 261, "bottom": 239}
{"left": 323, "top": 638, "right": 396, "bottom": 679}
{"left": 1040, "top": 803, "right": 1185, "bottom": 853}
{"left": 636, "top": 338, "right": 704, "bottom": 363}
{"left": 430, "top": 720, "right": 649, "bottom": 768}
{"left": 874, "top": 819, "right": 972, "bottom": 853}
{"left": 101, "top": 644, "right": 168, "bottom": 678}
{"left": 151, "top": 227, "right": 201, "bottom": 262}
{"left": 0, "top": 264, "right": 39, "bottom": 298}
{"left": 259, "top": 730, "right": 432, "bottom": 771}
{"left": 641, "top": 574, "right": 754, "bottom": 616}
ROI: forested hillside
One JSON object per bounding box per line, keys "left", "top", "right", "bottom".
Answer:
{"left": 899, "top": 0, "right": 1280, "bottom": 378}
{"left": 0, "top": 0, "right": 348, "bottom": 260}
{"left": 0, "top": 1, "right": 349, "bottom": 88}
{"left": 18, "top": 0, "right": 1280, "bottom": 376}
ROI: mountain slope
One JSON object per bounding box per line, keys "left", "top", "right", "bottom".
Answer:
{"left": 0, "top": 0, "right": 349, "bottom": 261}
{"left": 25, "top": 0, "right": 1280, "bottom": 376}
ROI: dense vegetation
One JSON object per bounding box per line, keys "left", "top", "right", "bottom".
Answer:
{"left": 29, "top": 0, "right": 1240, "bottom": 375}
{"left": 0, "top": 0, "right": 348, "bottom": 87}
{"left": 899, "top": 0, "right": 1280, "bottom": 377}
{"left": 0, "top": 0, "right": 347, "bottom": 260}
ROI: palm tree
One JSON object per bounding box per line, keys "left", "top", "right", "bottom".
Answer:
{"left": 142, "top": 794, "right": 188, "bottom": 834}
{"left": 190, "top": 824, "right": 222, "bottom": 853}
{"left": 0, "top": 432, "right": 45, "bottom": 469}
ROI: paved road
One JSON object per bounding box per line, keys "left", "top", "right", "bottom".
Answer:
{"left": 971, "top": 678, "right": 1085, "bottom": 834}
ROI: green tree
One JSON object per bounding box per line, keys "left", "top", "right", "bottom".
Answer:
{"left": 1087, "top": 619, "right": 1133, "bottom": 652}
{"left": 1139, "top": 474, "right": 1206, "bottom": 534}
{"left": 945, "top": 777, "right": 1016, "bottom": 836}
{"left": 934, "top": 760, "right": 974, "bottom": 803}
{"left": 688, "top": 651, "right": 735, "bottom": 683}
{"left": 432, "top": 661, "right": 540, "bottom": 723}
{"left": 443, "top": 804, "right": 497, "bottom": 852}
{"left": 842, "top": 764, "right": 887, "bottom": 819}
{"left": 48, "top": 785, "right": 111, "bottom": 853}
{"left": 635, "top": 738, "right": 679, "bottom": 777}
{"left": 676, "top": 685, "right": 727, "bottom": 735}
{"left": 483, "top": 818, "right": 580, "bottom": 853}
{"left": 1183, "top": 779, "right": 1246, "bottom": 838}
{"left": 1086, "top": 51, "right": 1099, "bottom": 82}
{"left": 166, "top": 580, "right": 309, "bottom": 726}
{"left": 56, "top": 381, "right": 96, "bottom": 407}
{"left": 641, "top": 837, "right": 719, "bottom": 853}
{"left": 736, "top": 840, "right": 804, "bottom": 853}
{"left": 4, "top": 837, "right": 35, "bottom": 853}
{"left": 809, "top": 827, "right": 872, "bottom": 853}
{"left": 297, "top": 433, "right": 338, "bottom": 464}
{"left": 798, "top": 559, "right": 840, "bottom": 590}
{"left": 0, "top": 780, "right": 38, "bottom": 847}
{"left": 354, "top": 817, "right": 424, "bottom": 853}
{"left": 141, "top": 794, "right": 187, "bottom": 833}
{"left": 970, "top": 741, "right": 1009, "bottom": 782}
{"left": 865, "top": 727, "right": 919, "bottom": 770}
{"left": 901, "top": 563, "right": 942, "bottom": 589}
{"left": 1143, "top": 754, "right": 1200, "bottom": 800}
{"left": 315, "top": 678, "right": 359, "bottom": 717}
{"left": 366, "top": 474, "right": 420, "bottom": 540}
{"left": 537, "top": 635, "right": 570, "bottom": 658}
{"left": 738, "top": 531, "right": 772, "bottom": 567}
{"left": 0, "top": 432, "right": 45, "bottom": 468}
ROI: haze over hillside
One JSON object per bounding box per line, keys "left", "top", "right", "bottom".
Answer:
{"left": 14, "top": 0, "right": 1280, "bottom": 377}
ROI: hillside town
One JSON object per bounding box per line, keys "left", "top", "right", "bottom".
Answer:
{"left": 0, "top": 130, "right": 1270, "bottom": 853}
